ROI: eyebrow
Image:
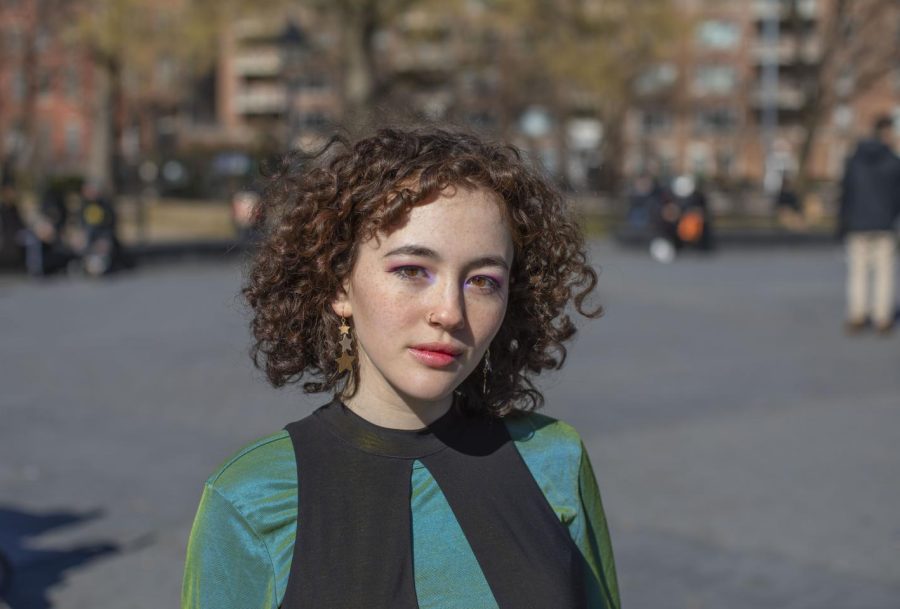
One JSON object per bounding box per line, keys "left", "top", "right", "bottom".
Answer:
{"left": 383, "top": 244, "right": 509, "bottom": 271}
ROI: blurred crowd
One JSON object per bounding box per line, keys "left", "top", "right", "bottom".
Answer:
{"left": 0, "top": 177, "right": 131, "bottom": 278}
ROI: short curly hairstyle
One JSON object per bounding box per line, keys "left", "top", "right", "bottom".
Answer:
{"left": 243, "top": 126, "right": 600, "bottom": 417}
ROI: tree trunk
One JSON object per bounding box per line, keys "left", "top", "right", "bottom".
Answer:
{"left": 110, "top": 57, "right": 125, "bottom": 193}
{"left": 794, "top": 0, "right": 847, "bottom": 198}
{"left": 795, "top": 89, "right": 825, "bottom": 196}
{"left": 549, "top": 91, "right": 570, "bottom": 189}
{"left": 599, "top": 104, "right": 627, "bottom": 195}
{"left": 18, "top": 6, "right": 42, "bottom": 192}
{"left": 86, "top": 63, "right": 114, "bottom": 189}
{"left": 341, "top": 2, "right": 378, "bottom": 127}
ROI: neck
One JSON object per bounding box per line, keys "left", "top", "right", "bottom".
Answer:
{"left": 343, "top": 370, "right": 453, "bottom": 431}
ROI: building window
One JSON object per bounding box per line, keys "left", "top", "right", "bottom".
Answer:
{"left": 300, "top": 112, "right": 329, "bottom": 130}
{"left": 798, "top": 0, "right": 819, "bottom": 18}
{"left": 35, "top": 27, "right": 51, "bottom": 52}
{"left": 696, "top": 20, "right": 740, "bottom": 50}
{"left": 11, "top": 69, "right": 24, "bottom": 101}
{"left": 3, "top": 28, "right": 23, "bottom": 54}
{"left": 688, "top": 142, "right": 711, "bottom": 176}
{"left": 461, "top": 70, "right": 497, "bottom": 96}
{"left": 635, "top": 63, "right": 678, "bottom": 95}
{"left": 37, "top": 122, "right": 52, "bottom": 155}
{"left": 38, "top": 67, "right": 53, "bottom": 95}
{"left": 832, "top": 105, "right": 854, "bottom": 131}
{"left": 641, "top": 109, "right": 672, "bottom": 135}
{"left": 65, "top": 65, "right": 80, "bottom": 98}
{"left": 467, "top": 111, "right": 496, "bottom": 130}
{"left": 298, "top": 73, "right": 328, "bottom": 91}
{"left": 694, "top": 107, "right": 738, "bottom": 134}
{"left": 65, "top": 122, "right": 82, "bottom": 157}
{"left": 156, "top": 57, "right": 176, "bottom": 88}
{"left": 692, "top": 66, "right": 737, "bottom": 96}
{"left": 717, "top": 149, "right": 735, "bottom": 177}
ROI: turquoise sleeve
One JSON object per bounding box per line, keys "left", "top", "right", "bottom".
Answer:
{"left": 577, "top": 444, "right": 621, "bottom": 609}
{"left": 181, "top": 484, "right": 278, "bottom": 609}
{"left": 504, "top": 412, "right": 621, "bottom": 609}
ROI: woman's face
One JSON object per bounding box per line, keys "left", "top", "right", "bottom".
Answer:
{"left": 332, "top": 186, "right": 514, "bottom": 410}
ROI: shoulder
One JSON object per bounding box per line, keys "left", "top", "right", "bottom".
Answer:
{"left": 504, "top": 411, "right": 584, "bottom": 454}
{"left": 502, "top": 411, "right": 587, "bottom": 524}
{"left": 204, "top": 429, "right": 296, "bottom": 513}
{"left": 186, "top": 430, "right": 297, "bottom": 608}
{"left": 503, "top": 411, "right": 585, "bottom": 475}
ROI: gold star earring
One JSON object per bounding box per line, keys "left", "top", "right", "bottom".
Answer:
{"left": 336, "top": 315, "right": 355, "bottom": 374}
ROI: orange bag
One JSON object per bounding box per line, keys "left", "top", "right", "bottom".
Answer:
{"left": 677, "top": 209, "right": 704, "bottom": 243}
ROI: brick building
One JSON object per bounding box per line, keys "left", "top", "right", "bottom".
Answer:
{"left": 0, "top": 0, "right": 95, "bottom": 178}
{"left": 214, "top": 11, "right": 342, "bottom": 150}
{"left": 626, "top": 0, "right": 900, "bottom": 185}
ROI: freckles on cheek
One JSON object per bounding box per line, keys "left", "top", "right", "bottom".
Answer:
{"left": 469, "top": 300, "right": 508, "bottom": 334}
{"left": 353, "top": 277, "right": 410, "bottom": 320}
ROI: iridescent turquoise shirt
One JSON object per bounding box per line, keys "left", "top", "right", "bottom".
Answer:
{"left": 182, "top": 407, "right": 620, "bottom": 608}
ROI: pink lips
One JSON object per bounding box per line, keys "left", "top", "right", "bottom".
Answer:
{"left": 408, "top": 343, "right": 463, "bottom": 368}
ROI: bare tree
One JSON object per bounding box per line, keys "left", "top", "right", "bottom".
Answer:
{"left": 489, "top": 0, "right": 681, "bottom": 192}
{"left": 303, "top": 0, "right": 436, "bottom": 126}
{"left": 789, "top": 0, "right": 900, "bottom": 193}
{"left": 68, "top": 0, "right": 292, "bottom": 190}
{"left": 2, "top": 0, "right": 74, "bottom": 190}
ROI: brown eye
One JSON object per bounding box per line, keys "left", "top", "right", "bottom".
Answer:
{"left": 466, "top": 275, "right": 500, "bottom": 292}
{"left": 393, "top": 266, "right": 429, "bottom": 281}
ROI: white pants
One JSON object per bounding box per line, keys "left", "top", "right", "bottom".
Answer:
{"left": 846, "top": 231, "right": 897, "bottom": 326}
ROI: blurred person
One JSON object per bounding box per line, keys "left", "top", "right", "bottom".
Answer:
{"left": 649, "top": 188, "right": 680, "bottom": 263}
{"left": 0, "top": 182, "right": 27, "bottom": 271}
{"left": 838, "top": 115, "right": 900, "bottom": 335}
{"left": 76, "top": 181, "right": 131, "bottom": 276}
{"left": 39, "top": 183, "right": 70, "bottom": 237}
{"left": 182, "top": 127, "right": 620, "bottom": 609}
{"left": 650, "top": 174, "right": 714, "bottom": 263}
{"left": 773, "top": 174, "right": 807, "bottom": 231}
{"left": 24, "top": 184, "right": 76, "bottom": 276}
{"left": 626, "top": 173, "right": 664, "bottom": 232}
{"left": 626, "top": 173, "right": 679, "bottom": 263}
{"left": 230, "top": 186, "right": 261, "bottom": 243}
{"left": 671, "top": 174, "right": 715, "bottom": 253}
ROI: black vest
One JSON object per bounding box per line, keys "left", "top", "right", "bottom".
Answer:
{"left": 281, "top": 399, "right": 586, "bottom": 609}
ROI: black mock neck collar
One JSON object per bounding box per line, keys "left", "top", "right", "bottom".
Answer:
{"left": 314, "top": 397, "right": 467, "bottom": 459}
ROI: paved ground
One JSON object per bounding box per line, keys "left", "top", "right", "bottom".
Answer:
{"left": 1, "top": 240, "right": 898, "bottom": 609}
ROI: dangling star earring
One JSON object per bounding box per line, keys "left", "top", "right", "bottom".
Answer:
{"left": 335, "top": 315, "right": 355, "bottom": 374}
{"left": 482, "top": 347, "right": 491, "bottom": 394}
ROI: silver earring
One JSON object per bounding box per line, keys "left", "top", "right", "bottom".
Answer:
{"left": 482, "top": 348, "right": 491, "bottom": 394}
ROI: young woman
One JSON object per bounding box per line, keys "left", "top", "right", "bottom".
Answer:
{"left": 181, "top": 127, "right": 620, "bottom": 609}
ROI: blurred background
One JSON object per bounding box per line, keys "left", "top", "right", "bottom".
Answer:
{"left": 1, "top": 0, "right": 899, "bottom": 607}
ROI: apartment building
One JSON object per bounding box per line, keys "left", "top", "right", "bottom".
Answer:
{"left": 626, "top": 0, "right": 900, "bottom": 184}
{"left": 215, "top": 11, "right": 342, "bottom": 150}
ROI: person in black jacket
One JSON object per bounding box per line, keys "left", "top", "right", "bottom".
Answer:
{"left": 0, "top": 182, "right": 27, "bottom": 270}
{"left": 839, "top": 115, "right": 900, "bottom": 335}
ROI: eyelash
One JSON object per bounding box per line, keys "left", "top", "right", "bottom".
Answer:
{"left": 391, "top": 266, "right": 501, "bottom": 292}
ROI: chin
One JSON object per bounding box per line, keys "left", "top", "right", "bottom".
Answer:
{"left": 393, "top": 369, "right": 463, "bottom": 404}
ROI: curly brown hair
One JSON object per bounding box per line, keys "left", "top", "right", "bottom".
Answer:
{"left": 243, "top": 126, "right": 600, "bottom": 417}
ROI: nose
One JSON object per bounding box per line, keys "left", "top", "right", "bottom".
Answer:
{"left": 427, "top": 281, "right": 466, "bottom": 331}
